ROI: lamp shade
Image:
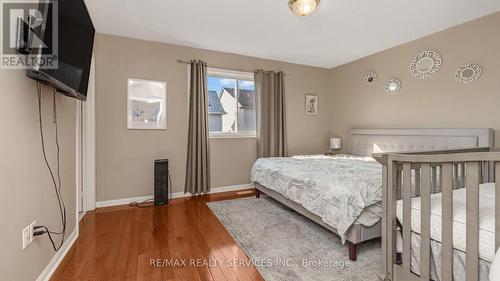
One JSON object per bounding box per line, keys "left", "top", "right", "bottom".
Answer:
{"left": 330, "top": 138, "right": 341, "bottom": 150}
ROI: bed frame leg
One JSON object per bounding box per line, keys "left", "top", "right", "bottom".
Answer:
{"left": 255, "top": 188, "right": 260, "bottom": 198}
{"left": 348, "top": 242, "right": 357, "bottom": 261}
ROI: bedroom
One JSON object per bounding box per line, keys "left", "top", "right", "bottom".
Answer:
{"left": 1, "top": 0, "right": 500, "bottom": 280}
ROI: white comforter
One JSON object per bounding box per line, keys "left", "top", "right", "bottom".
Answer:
{"left": 250, "top": 154, "right": 383, "bottom": 242}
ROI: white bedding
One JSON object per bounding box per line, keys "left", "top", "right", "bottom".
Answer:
{"left": 250, "top": 154, "right": 383, "bottom": 242}
{"left": 396, "top": 183, "right": 496, "bottom": 262}
{"left": 401, "top": 232, "right": 490, "bottom": 281}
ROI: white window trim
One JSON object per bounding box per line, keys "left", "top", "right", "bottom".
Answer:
{"left": 207, "top": 67, "right": 256, "bottom": 138}
{"left": 209, "top": 132, "right": 257, "bottom": 139}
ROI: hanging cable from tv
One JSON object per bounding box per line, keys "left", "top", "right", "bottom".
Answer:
{"left": 33, "top": 82, "right": 67, "bottom": 251}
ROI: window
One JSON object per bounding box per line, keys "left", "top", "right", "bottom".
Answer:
{"left": 207, "top": 68, "right": 256, "bottom": 138}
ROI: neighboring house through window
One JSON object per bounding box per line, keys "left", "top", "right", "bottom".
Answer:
{"left": 207, "top": 68, "right": 256, "bottom": 138}
{"left": 207, "top": 90, "right": 225, "bottom": 132}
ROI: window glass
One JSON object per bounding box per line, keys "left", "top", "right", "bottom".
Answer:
{"left": 236, "top": 80, "right": 256, "bottom": 133}
{"left": 207, "top": 72, "right": 255, "bottom": 136}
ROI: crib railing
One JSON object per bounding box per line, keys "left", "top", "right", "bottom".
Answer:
{"left": 375, "top": 148, "right": 500, "bottom": 281}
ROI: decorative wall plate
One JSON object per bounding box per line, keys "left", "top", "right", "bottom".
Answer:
{"left": 364, "top": 72, "right": 377, "bottom": 86}
{"left": 386, "top": 79, "right": 401, "bottom": 95}
{"left": 410, "top": 50, "right": 442, "bottom": 79}
{"left": 455, "top": 63, "right": 482, "bottom": 84}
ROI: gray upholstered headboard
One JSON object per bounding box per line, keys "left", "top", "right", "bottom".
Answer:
{"left": 347, "top": 128, "right": 494, "bottom": 157}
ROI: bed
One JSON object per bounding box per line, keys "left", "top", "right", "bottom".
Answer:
{"left": 252, "top": 128, "right": 493, "bottom": 261}
{"left": 374, "top": 128, "right": 497, "bottom": 281}
{"left": 252, "top": 154, "right": 382, "bottom": 261}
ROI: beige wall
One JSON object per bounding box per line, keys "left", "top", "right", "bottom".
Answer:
{"left": 0, "top": 71, "right": 76, "bottom": 281}
{"left": 329, "top": 12, "right": 500, "bottom": 149}
{"left": 95, "top": 12, "right": 500, "bottom": 201}
{"left": 94, "top": 33, "right": 331, "bottom": 201}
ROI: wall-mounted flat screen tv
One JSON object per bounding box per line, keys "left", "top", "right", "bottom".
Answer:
{"left": 27, "top": 0, "right": 95, "bottom": 101}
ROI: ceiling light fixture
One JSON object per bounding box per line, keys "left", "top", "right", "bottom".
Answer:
{"left": 289, "top": 0, "right": 320, "bottom": 17}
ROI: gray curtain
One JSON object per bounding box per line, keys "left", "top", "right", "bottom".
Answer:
{"left": 185, "top": 60, "right": 210, "bottom": 194}
{"left": 254, "top": 70, "right": 287, "bottom": 158}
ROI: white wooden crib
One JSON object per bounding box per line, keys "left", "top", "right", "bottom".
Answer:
{"left": 376, "top": 148, "right": 500, "bottom": 281}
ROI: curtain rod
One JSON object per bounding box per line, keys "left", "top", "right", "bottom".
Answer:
{"left": 177, "top": 59, "right": 286, "bottom": 76}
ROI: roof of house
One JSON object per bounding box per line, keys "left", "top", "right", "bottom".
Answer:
{"left": 221, "top": 87, "right": 255, "bottom": 108}
{"left": 208, "top": 90, "right": 226, "bottom": 114}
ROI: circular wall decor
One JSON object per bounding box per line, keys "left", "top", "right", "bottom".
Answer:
{"left": 410, "top": 50, "right": 442, "bottom": 79}
{"left": 364, "top": 72, "right": 378, "bottom": 86}
{"left": 455, "top": 63, "right": 482, "bottom": 84}
{"left": 386, "top": 79, "right": 401, "bottom": 95}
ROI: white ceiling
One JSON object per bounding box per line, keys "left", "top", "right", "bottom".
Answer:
{"left": 84, "top": 0, "right": 500, "bottom": 69}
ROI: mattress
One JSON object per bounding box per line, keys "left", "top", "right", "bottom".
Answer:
{"left": 251, "top": 154, "right": 382, "bottom": 242}
{"left": 397, "top": 231, "right": 490, "bottom": 281}
{"left": 396, "top": 183, "right": 496, "bottom": 262}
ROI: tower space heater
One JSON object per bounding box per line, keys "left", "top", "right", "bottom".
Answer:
{"left": 154, "top": 159, "right": 169, "bottom": 206}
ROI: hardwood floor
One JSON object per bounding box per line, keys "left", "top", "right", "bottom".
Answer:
{"left": 51, "top": 190, "right": 265, "bottom": 281}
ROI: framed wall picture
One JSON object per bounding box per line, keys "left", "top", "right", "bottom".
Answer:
{"left": 305, "top": 94, "right": 318, "bottom": 115}
{"left": 127, "top": 78, "right": 167, "bottom": 130}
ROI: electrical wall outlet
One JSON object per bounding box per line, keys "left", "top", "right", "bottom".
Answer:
{"left": 22, "top": 221, "right": 36, "bottom": 249}
{"left": 29, "top": 221, "right": 36, "bottom": 244}
{"left": 22, "top": 225, "right": 30, "bottom": 249}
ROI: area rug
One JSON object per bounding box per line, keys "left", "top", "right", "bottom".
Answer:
{"left": 207, "top": 196, "right": 383, "bottom": 281}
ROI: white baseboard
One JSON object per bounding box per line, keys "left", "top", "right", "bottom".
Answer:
{"left": 211, "top": 183, "right": 254, "bottom": 193}
{"left": 95, "top": 195, "right": 153, "bottom": 208}
{"left": 170, "top": 183, "right": 253, "bottom": 198}
{"left": 36, "top": 227, "right": 78, "bottom": 281}
{"left": 78, "top": 211, "right": 87, "bottom": 222}
{"left": 96, "top": 183, "right": 253, "bottom": 208}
